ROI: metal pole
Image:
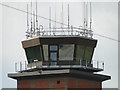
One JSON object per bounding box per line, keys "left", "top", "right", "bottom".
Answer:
{"left": 80, "top": 59, "right": 81, "bottom": 66}
{"left": 97, "top": 61, "right": 99, "bottom": 68}
{"left": 90, "top": 2, "right": 92, "bottom": 30}
{"left": 68, "top": 4, "right": 70, "bottom": 35}
{"left": 15, "top": 62, "right": 17, "bottom": 72}
{"left": 103, "top": 62, "right": 104, "bottom": 70}
{"left": 49, "top": 7, "right": 51, "bottom": 35}
{"left": 86, "top": 60, "right": 87, "bottom": 67}
{"left": 30, "top": 1, "right": 33, "bottom": 38}
{"left": 20, "top": 62, "right": 22, "bottom": 71}
{"left": 25, "top": 61, "right": 27, "bottom": 70}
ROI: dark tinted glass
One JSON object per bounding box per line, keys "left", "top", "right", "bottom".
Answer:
{"left": 76, "top": 45, "right": 85, "bottom": 61}
{"left": 84, "top": 47, "right": 93, "bottom": 62}
{"left": 25, "top": 45, "right": 42, "bottom": 63}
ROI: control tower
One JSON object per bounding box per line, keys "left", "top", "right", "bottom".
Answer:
{"left": 8, "top": 2, "right": 111, "bottom": 89}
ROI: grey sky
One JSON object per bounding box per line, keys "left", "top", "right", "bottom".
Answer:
{"left": 1, "top": 1, "right": 118, "bottom": 88}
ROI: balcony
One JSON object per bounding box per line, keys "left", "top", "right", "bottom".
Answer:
{"left": 14, "top": 59, "right": 104, "bottom": 73}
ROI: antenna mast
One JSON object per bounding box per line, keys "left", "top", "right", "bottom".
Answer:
{"left": 83, "top": 2, "right": 86, "bottom": 29}
{"left": 30, "top": 1, "right": 33, "bottom": 37}
{"left": 68, "top": 4, "right": 70, "bottom": 34}
{"left": 61, "top": 2, "right": 64, "bottom": 28}
{"left": 33, "top": 11, "right": 35, "bottom": 35}
{"left": 36, "top": 0, "right": 38, "bottom": 31}
{"left": 90, "top": 2, "right": 92, "bottom": 30}
{"left": 55, "top": 6, "right": 56, "bottom": 31}
{"left": 27, "top": 4, "right": 29, "bottom": 32}
{"left": 49, "top": 7, "right": 51, "bottom": 35}
{"left": 86, "top": 2, "right": 88, "bottom": 29}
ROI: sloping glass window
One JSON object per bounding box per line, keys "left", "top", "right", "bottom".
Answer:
{"left": 25, "top": 45, "right": 42, "bottom": 63}
{"left": 43, "top": 45, "right": 48, "bottom": 61}
{"left": 76, "top": 45, "right": 85, "bottom": 61}
{"left": 59, "top": 44, "right": 74, "bottom": 60}
{"left": 84, "top": 47, "right": 93, "bottom": 63}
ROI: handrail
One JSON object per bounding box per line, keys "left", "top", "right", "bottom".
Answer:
{"left": 26, "top": 26, "right": 93, "bottom": 39}
{"left": 15, "top": 59, "right": 104, "bottom": 72}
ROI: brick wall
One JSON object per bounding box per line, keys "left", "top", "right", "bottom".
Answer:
{"left": 17, "top": 77, "right": 101, "bottom": 89}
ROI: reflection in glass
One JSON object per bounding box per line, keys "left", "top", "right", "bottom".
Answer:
{"left": 50, "top": 45, "right": 58, "bottom": 51}
{"left": 76, "top": 45, "right": 85, "bottom": 61}
{"left": 50, "top": 52, "right": 57, "bottom": 61}
{"left": 59, "top": 44, "right": 74, "bottom": 60}
{"left": 84, "top": 47, "right": 93, "bottom": 62}
{"left": 43, "top": 45, "right": 48, "bottom": 61}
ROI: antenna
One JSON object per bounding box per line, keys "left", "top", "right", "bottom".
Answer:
{"left": 55, "top": 6, "right": 56, "bottom": 31}
{"left": 49, "top": 7, "right": 51, "bottom": 35}
{"left": 68, "top": 4, "right": 70, "bottom": 34}
{"left": 33, "top": 11, "right": 35, "bottom": 35}
{"left": 30, "top": 1, "right": 33, "bottom": 37}
{"left": 36, "top": 0, "right": 38, "bottom": 31}
{"left": 61, "top": 2, "right": 64, "bottom": 35}
{"left": 86, "top": 2, "right": 88, "bottom": 29}
{"left": 26, "top": 4, "right": 29, "bottom": 39}
{"left": 61, "top": 2, "right": 64, "bottom": 28}
{"left": 27, "top": 4, "right": 29, "bottom": 32}
{"left": 83, "top": 2, "right": 86, "bottom": 29}
{"left": 90, "top": 2, "right": 92, "bottom": 30}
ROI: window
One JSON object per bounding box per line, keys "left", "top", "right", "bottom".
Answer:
{"left": 25, "top": 45, "right": 42, "bottom": 63}
{"left": 50, "top": 45, "right": 58, "bottom": 51}
{"left": 76, "top": 45, "right": 85, "bottom": 61}
{"left": 76, "top": 45, "right": 93, "bottom": 62}
{"left": 57, "top": 80, "right": 60, "bottom": 84}
{"left": 59, "top": 44, "right": 74, "bottom": 60}
{"left": 43, "top": 45, "right": 48, "bottom": 61}
{"left": 84, "top": 47, "right": 93, "bottom": 63}
{"left": 50, "top": 52, "right": 57, "bottom": 61}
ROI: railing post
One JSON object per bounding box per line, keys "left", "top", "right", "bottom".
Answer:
{"left": 97, "top": 61, "right": 99, "bottom": 69}
{"left": 25, "top": 61, "right": 27, "bottom": 70}
{"left": 86, "top": 60, "right": 87, "bottom": 67}
{"left": 30, "top": 60, "right": 32, "bottom": 69}
{"left": 80, "top": 59, "right": 81, "bottom": 66}
{"left": 20, "top": 62, "right": 22, "bottom": 71}
{"left": 15, "top": 62, "right": 17, "bottom": 72}
{"left": 103, "top": 62, "right": 104, "bottom": 70}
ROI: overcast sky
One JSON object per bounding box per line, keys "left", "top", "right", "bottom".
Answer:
{"left": 0, "top": 1, "right": 118, "bottom": 89}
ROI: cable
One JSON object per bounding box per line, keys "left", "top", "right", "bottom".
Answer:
{"left": 0, "top": 2, "right": 119, "bottom": 42}
{"left": 93, "top": 33, "right": 120, "bottom": 42}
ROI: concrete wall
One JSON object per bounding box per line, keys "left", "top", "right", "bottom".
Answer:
{"left": 17, "top": 77, "right": 101, "bottom": 89}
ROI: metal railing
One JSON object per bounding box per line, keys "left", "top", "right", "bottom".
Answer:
{"left": 26, "top": 26, "right": 93, "bottom": 39}
{"left": 15, "top": 60, "right": 104, "bottom": 72}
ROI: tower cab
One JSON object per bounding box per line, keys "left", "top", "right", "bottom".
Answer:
{"left": 22, "top": 35, "right": 97, "bottom": 70}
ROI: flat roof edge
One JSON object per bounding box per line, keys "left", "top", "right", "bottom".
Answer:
{"left": 8, "top": 69, "right": 110, "bottom": 82}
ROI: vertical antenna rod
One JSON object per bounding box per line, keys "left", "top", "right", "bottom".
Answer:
{"left": 61, "top": 2, "right": 64, "bottom": 28}
{"left": 86, "top": 2, "right": 88, "bottom": 29}
{"left": 61, "top": 2, "right": 64, "bottom": 35}
{"left": 30, "top": 1, "right": 33, "bottom": 37}
{"left": 55, "top": 6, "right": 56, "bottom": 30}
{"left": 36, "top": 0, "right": 38, "bottom": 31}
{"left": 68, "top": 4, "right": 70, "bottom": 32}
{"left": 83, "top": 2, "right": 86, "bottom": 29}
{"left": 33, "top": 11, "right": 35, "bottom": 35}
{"left": 27, "top": 4, "right": 29, "bottom": 32}
{"left": 49, "top": 7, "right": 51, "bottom": 35}
{"left": 90, "top": 2, "right": 92, "bottom": 30}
